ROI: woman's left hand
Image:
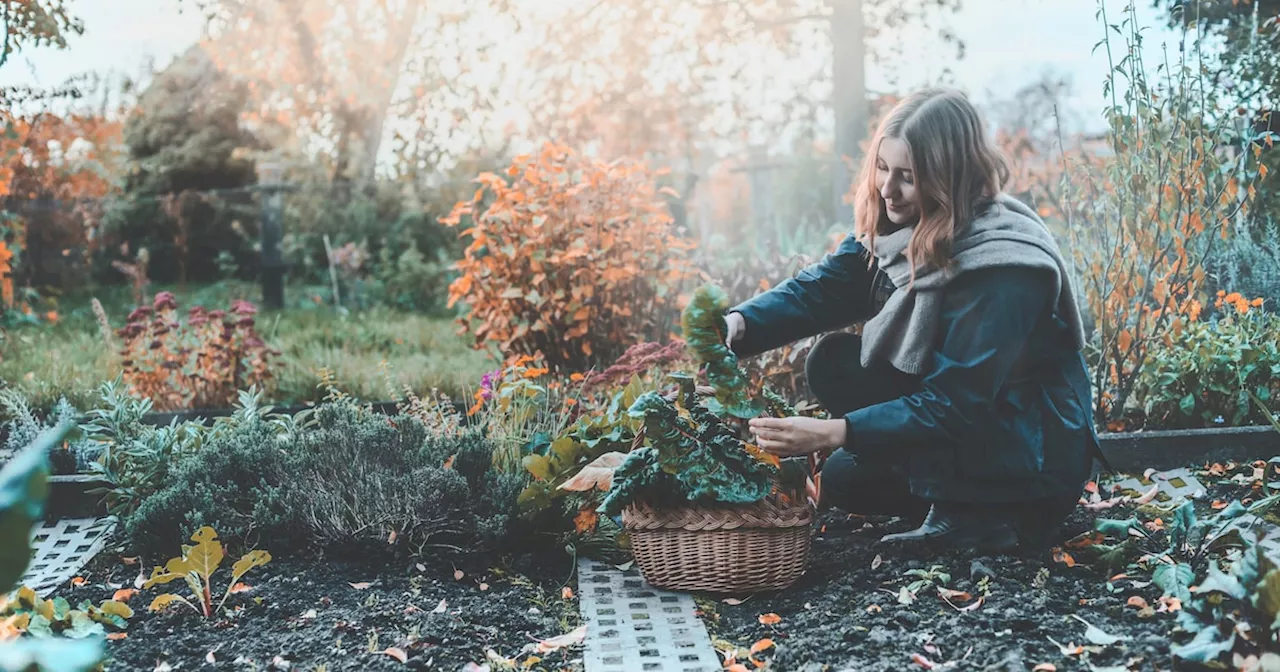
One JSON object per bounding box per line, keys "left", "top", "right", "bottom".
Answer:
{"left": 748, "top": 416, "right": 846, "bottom": 457}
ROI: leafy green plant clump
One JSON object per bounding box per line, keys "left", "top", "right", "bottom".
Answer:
{"left": 681, "top": 284, "right": 762, "bottom": 419}
{"left": 597, "top": 375, "right": 778, "bottom": 516}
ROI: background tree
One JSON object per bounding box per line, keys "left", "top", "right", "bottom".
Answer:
{"left": 101, "top": 45, "right": 258, "bottom": 285}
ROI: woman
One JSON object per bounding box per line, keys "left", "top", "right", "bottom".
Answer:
{"left": 726, "top": 88, "right": 1102, "bottom": 552}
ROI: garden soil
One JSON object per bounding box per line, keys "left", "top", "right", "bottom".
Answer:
{"left": 54, "top": 464, "right": 1263, "bottom": 671}
{"left": 704, "top": 506, "right": 1178, "bottom": 671}
{"left": 60, "top": 550, "right": 585, "bottom": 671}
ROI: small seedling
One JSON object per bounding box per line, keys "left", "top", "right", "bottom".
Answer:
{"left": 144, "top": 526, "right": 271, "bottom": 618}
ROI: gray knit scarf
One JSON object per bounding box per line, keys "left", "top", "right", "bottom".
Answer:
{"left": 860, "top": 193, "right": 1086, "bottom": 375}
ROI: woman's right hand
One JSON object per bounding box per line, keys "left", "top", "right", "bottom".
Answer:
{"left": 724, "top": 311, "right": 746, "bottom": 350}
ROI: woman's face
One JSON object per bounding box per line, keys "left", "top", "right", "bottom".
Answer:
{"left": 875, "top": 136, "right": 921, "bottom": 227}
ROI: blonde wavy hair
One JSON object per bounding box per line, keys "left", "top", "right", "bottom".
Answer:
{"left": 854, "top": 88, "right": 1010, "bottom": 282}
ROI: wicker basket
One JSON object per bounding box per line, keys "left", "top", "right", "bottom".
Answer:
{"left": 622, "top": 495, "right": 813, "bottom": 593}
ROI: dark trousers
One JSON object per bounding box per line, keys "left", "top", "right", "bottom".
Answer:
{"left": 808, "top": 332, "right": 1078, "bottom": 546}
{"left": 807, "top": 332, "right": 930, "bottom": 520}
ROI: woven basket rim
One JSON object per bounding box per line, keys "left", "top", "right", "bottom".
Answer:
{"left": 623, "top": 494, "right": 814, "bottom": 531}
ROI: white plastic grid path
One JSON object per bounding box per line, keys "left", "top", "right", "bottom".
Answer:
{"left": 1109, "top": 467, "right": 1206, "bottom": 506}
{"left": 22, "top": 517, "right": 116, "bottom": 595}
{"left": 578, "top": 558, "right": 720, "bottom": 672}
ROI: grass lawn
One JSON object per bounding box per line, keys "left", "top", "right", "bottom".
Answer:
{"left": 0, "top": 281, "right": 496, "bottom": 412}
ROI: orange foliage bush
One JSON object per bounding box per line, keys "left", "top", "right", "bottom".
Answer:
{"left": 117, "top": 292, "right": 277, "bottom": 411}
{"left": 442, "top": 142, "right": 698, "bottom": 370}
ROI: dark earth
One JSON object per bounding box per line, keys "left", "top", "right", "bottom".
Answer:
{"left": 47, "top": 462, "right": 1267, "bottom": 672}
{"left": 703, "top": 461, "right": 1273, "bottom": 672}
{"left": 59, "top": 549, "right": 585, "bottom": 671}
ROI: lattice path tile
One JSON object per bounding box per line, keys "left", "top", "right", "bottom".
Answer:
{"left": 578, "top": 558, "right": 721, "bottom": 672}
{"left": 22, "top": 517, "right": 116, "bottom": 595}
{"left": 1109, "top": 467, "right": 1206, "bottom": 507}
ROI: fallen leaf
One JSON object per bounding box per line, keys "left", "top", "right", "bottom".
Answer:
{"left": 535, "top": 625, "right": 587, "bottom": 653}
{"left": 957, "top": 597, "right": 984, "bottom": 612}
{"left": 871, "top": 554, "right": 883, "bottom": 570}
{"left": 1157, "top": 596, "right": 1182, "bottom": 612}
{"left": 383, "top": 647, "right": 408, "bottom": 664}
{"left": 479, "top": 583, "right": 490, "bottom": 592}
{"left": 348, "top": 582, "right": 372, "bottom": 590}
{"left": 911, "top": 653, "right": 938, "bottom": 669}
{"left": 230, "top": 582, "right": 252, "bottom": 593}
{"left": 70, "top": 576, "right": 86, "bottom": 587}
{"left": 120, "top": 556, "right": 139, "bottom": 566}
{"left": 866, "top": 604, "right": 882, "bottom": 613}
{"left": 1070, "top": 614, "right": 1129, "bottom": 646}
{"left": 938, "top": 587, "right": 972, "bottom": 602}
{"left": 1134, "top": 484, "right": 1160, "bottom": 504}
{"left": 454, "top": 569, "right": 465, "bottom": 581}
{"left": 727, "top": 665, "right": 750, "bottom": 672}
{"left": 561, "top": 587, "right": 574, "bottom": 600}
{"left": 1032, "top": 664, "right": 1057, "bottom": 671}
{"left": 443, "top": 455, "right": 455, "bottom": 470}
{"left": 1053, "top": 548, "right": 1076, "bottom": 568}
{"left": 1109, "top": 573, "right": 1130, "bottom": 582}
{"left": 107, "top": 632, "right": 128, "bottom": 641}
{"left": 722, "top": 597, "right": 747, "bottom": 605}
{"left": 113, "top": 588, "right": 137, "bottom": 602}
{"left": 1212, "top": 500, "right": 1227, "bottom": 510}
{"left": 387, "top": 530, "right": 398, "bottom": 544}
{"left": 300, "top": 609, "right": 318, "bottom": 620}
{"left": 433, "top": 599, "right": 448, "bottom": 614}
{"left": 558, "top": 452, "right": 626, "bottom": 492}
{"left": 1126, "top": 596, "right": 1149, "bottom": 609}
{"left": 1047, "top": 636, "right": 1083, "bottom": 656}
{"left": 758, "top": 613, "right": 782, "bottom": 626}
{"left": 206, "top": 650, "right": 217, "bottom": 664}
{"left": 750, "top": 638, "right": 775, "bottom": 655}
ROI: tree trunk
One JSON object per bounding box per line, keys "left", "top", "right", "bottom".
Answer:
{"left": 829, "top": 0, "right": 868, "bottom": 229}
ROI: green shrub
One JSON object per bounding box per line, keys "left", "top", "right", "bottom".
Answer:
{"left": 126, "top": 399, "right": 530, "bottom": 557}
{"left": 124, "top": 419, "right": 295, "bottom": 556}
{"left": 1133, "top": 302, "right": 1280, "bottom": 429}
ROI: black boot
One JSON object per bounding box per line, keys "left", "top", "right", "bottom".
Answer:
{"left": 879, "top": 502, "right": 1019, "bottom": 552}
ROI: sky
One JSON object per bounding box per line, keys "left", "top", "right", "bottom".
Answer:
{"left": 0, "top": 0, "right": 1179, "bottom": 135}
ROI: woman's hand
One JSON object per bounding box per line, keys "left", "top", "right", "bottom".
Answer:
{"left": 748, "top": 416, "right": 846, "bottom": 457}
{"left": 724, "top": 312, "right": 746, "bottom": 350}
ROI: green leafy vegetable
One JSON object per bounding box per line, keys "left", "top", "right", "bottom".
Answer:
{"left": 596, "top": 387, "right": 776, "bottom": 516}
{"left": 680, "top": 284, "right": 762, "bottom": 419}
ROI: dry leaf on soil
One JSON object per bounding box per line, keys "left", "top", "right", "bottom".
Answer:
{"left": 348, "top": 582, "right": 372, "bottom": 590}
{"left": 758, "top": 613, "right": 782, "bottom": 626}
{"left": 750, "top": 639, "right": 775, "bottom": 654}
{"left": 112, "top": 588, "right": 137, "bottom": 602}
{"left": 535, "top": 625, "right": 587, "bottom": 653}
{"left": 383, "top": 647, "right": 408, "bottom": 664}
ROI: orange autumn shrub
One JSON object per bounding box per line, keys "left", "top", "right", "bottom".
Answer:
{"left": 117, "top": 292, "right": 277, "bottom": 411}
{"left": 441, "top": 142, "right": 698, "bottom": 371}
{"left": 1016, "top": 12, "right": 1271, "bottom": 430}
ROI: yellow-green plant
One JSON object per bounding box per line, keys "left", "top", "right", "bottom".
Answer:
{"left": 143, "top": 526, "right": 270, "bottom": 618}
{"left": 0, "top": 585, "right": 131, "bottom": 640}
